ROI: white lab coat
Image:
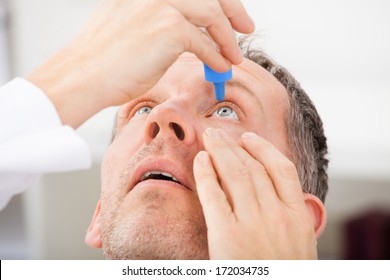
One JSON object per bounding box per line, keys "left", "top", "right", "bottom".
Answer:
{"left": 0, "top": 78, "right": 91, "bottom": 210}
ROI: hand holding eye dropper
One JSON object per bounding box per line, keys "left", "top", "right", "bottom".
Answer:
{"left": 201, "top": 28, "right": 234, "bottom": 101}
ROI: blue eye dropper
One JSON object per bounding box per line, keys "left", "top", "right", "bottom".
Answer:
{"left": 201, "top": 28, "right": 233, "bottom": 101}
{"left": 203, "top": 64, "right": 232, "bottom": 101}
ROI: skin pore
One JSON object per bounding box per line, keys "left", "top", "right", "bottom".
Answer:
{"left": 86, "top": 53, "right": 298, "bottom": 259}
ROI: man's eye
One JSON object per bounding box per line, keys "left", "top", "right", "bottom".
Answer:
{"left": 137, "top": 106, "right": 152, "bottom": 115}
{"left": 212, "top": 106, "right": 239, "bottom": 120}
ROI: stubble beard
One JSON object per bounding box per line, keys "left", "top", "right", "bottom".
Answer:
{"left": 99, "top": 139, "right": 209, "bottom": 259}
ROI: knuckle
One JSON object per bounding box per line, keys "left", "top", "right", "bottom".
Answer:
{"left": 205, "top": 1, "right": 222, "bottom": 19}
{"left": 195, "top": 1, "right": 222, "bottom": 26}
{"left": 157, "top": 7, "right": 183, "bottom": 29}
{"left": 166, "top": 11, "right": 183, "bottom": 27}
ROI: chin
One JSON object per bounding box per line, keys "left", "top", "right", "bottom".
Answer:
{"left": 100, "top": 193, "right": 209, "bottom": 260}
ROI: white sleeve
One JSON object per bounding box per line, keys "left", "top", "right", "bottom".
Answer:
{"left": 0, "top": 78, "right": 92, "bottom": 210}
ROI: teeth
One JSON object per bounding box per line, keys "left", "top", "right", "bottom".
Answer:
{"left": 161, "top": 172, "right": 179, "bottom": 182}
{"left": 141, "top": 171, "right": 179, "bottom": 183}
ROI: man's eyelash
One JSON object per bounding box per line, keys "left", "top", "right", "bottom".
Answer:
{"left": 126, "top": 99, "right": 244, "bottom": 120}
{"left": 204, "top": 101, "right": 242, "bottom": 117}
{"left": 127, "top": 99, "right": 157, "bottom": 119}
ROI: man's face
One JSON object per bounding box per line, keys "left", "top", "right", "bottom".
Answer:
{"left": 97, "top": 54, "right": 290, "bottom": 259}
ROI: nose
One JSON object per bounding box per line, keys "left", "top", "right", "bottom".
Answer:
{"left": 144, "top": 102, "right": 196, "bottom": 145}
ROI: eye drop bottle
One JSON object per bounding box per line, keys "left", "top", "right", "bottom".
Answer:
{"left": 201, "top": 28, "right": 234, "bottom": 101}
{"left": 203, "top": 64, "right": 232, "bottom": 101}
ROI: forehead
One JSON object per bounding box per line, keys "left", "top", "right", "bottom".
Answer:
{"left": 154, "top": 53, "right": 288, "bottom": 105}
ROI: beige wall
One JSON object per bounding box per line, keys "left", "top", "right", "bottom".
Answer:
{"left": 30, "top": 164, "right": 104, "bottom": 259}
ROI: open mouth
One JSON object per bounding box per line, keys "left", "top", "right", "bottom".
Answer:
{"left": 129, "top": 159, "right": 193, "bottom": 193}
{"left": 141, "top": 171, "right": 181, "bottom": 184}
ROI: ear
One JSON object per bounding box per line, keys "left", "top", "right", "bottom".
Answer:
{"left": 303, "top": 193, "right": 327, "bottom": 238}
{"left": 85, "top": 200, "right": 103, "bottom": 248}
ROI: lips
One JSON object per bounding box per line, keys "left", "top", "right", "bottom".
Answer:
{"left": 128, "top": 159, "right": 193, "bottom": 193}
{"left": 141, "top": 171, "right": 180, "bottom": 183}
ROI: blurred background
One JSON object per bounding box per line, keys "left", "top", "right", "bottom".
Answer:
{"left": 0, "top": 0, "right": 389, "bottom": 259}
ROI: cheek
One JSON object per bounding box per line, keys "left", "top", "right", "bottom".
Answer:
{"left": 101, "top": 126, "right": 145, "bottom": 187}
{"left": 109, "top": 122, "right": 146, "bottom": 158}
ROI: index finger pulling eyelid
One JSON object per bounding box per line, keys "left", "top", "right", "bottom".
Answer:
{"left": 203, "top": 128, "right": 260, "bottom": 213}
{"left": 216, "top": 129, "right": 279, "bottom": 205}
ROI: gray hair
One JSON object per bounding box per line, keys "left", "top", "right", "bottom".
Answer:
{"left": 239, "top": 37, "right": 329, "bottom": 203}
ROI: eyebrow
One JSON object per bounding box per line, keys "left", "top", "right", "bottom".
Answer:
{"left": 225, "top": 79, "right": 256, "bottom": 98}
{"left": 224, "top": 78, "right": 265, "bottom": 115}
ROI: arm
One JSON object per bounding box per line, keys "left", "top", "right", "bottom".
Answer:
{"left": 28, "top": 0, "right": 254, "bottom": 128}
{"left": 0, "top": 79, "right": 90, "bottom": 211}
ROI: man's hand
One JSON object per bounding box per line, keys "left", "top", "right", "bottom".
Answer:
{"left": 28, "top": 0, "right": 254, "bottom": 128}
{"left": 193, "top": 128, "right": 321, "bottom": 259}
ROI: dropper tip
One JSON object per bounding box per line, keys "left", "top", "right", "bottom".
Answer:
{"left": 213, "top": 82, "right": 225, "bottom": 101}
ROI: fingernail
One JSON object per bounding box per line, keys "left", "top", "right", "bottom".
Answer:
{"left": 196, "top": 151, "right": 210, "bottom": 166}
{"left": 205, "top": 127, "right": 220, "bottom": 138}
{"left": 242, "top": 132, "right": 257, "bottom": 139}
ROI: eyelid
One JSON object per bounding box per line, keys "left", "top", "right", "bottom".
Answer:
{"left": 127, "top": 99, "right": 157, "bottom": 120}
{"left": 204, "top": 100, "right": 244, "bottom": 120}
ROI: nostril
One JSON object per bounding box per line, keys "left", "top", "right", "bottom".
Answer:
{"left": 169, "top": 122, "right": 185, "bottom": 141}
{"left": 149, "top": 122, "right": 160, "bottom": 139}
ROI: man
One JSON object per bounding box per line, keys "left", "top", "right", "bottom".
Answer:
{"left": 0, "top": 0, "right": 327, "bottom": 259}
{"left": 84, "top": 41, "right": 328, "bottom": 259}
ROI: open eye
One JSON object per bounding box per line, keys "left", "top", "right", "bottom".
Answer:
{"left": 137, "top": 106, "right": 153, "bottom": 115}
{"left": 212, "top": 106, "right": 239, "bottom": 120}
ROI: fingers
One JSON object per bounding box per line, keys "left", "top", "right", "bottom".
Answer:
{"left": 241, "top": 132, "right": 305, "bottom": 206}
{"left": 193, "top": 151, "right": 234, "bottom": 229}
{"left": 216, "top": 129, "right": 279, "bottom": 208}
{"left": 206, "top": 17, "right": 242, "bottom": 65}
{"left": 218, "top": 0, "right": 255, "bottom": 34}
{"left": 172, "top": 0, "right": 254, "bottom": 34}
{"left": 201, "top": 128, "right": 260, "bottom": 219}
{"left": 169, "top": 0, "right": 255, "bottom": 65}
{"left": 198, "top": 128, "right": 305, "bottom": 214}
{"left": 182, "top": 22, "right": 232, "bottom": 72}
